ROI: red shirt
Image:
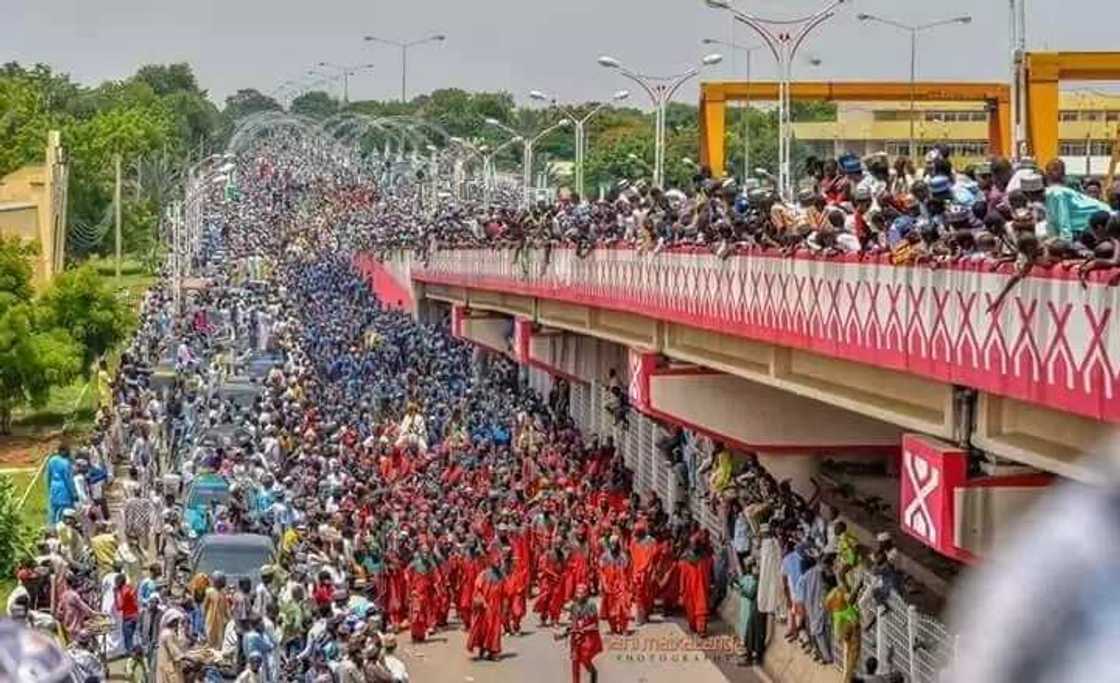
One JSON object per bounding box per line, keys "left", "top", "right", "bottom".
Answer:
{"left": 116, "top": 584, "right": 139, "bottom": 620}
{"left": 312, "top": 582, "right": 334, "bottom": 607}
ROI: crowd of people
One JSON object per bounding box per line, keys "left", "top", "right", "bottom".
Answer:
{"left": 363, "top": 148, "right": 1120, "bottom": 313}
{"left": 3, "top": 131, "right": 998, "bottom": 683}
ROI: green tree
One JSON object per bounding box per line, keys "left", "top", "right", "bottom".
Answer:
{"left": 224, "top": 88, "right": 281, "bottom": 122}
{"left": 0, "top": 239, "right": 82, "bottom": 433}
{"left": 40, "top": 264, "right": 135, "bottom": 372}
{"left": 133, "top": 63, "right": 201, "bottom": 97}
{"left": 290, "top": 90, "right": 339, "bottom": 120}
{"left": 0, "top": 475, "right": 33, "bottom": 578}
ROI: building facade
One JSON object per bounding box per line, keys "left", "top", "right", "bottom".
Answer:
{"left": 792, "top": 91, "right": 1120, "bottom": 173}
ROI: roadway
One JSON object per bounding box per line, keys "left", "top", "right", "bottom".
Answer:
{"left": 394, "top": 614, "right": 764, "bottom": 683}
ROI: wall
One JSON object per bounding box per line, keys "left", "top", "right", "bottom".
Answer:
{"left": 0, "top": 131, "right": 68, "bottom": 286}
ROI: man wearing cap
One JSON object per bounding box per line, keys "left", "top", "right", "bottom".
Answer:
{"left": 156, "top": 609, "right": 187, "bottom": 683}
{"left": 236, "top": 651, "right": 267, "bottom": 683}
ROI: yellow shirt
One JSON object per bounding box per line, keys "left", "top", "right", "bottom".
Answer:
{"left": 90, "top": 533, "right": 119, "bottom": 575}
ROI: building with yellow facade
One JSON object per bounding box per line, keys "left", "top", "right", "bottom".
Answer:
{"left": 0, "top": 131, "right": 69, "bottom": 285}
{"left": 792, "top": 90, "right": 1120, "bottom": 173}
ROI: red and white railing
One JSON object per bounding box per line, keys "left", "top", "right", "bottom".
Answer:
{"left": 409, "top": 246, "right": 1120, "bottom": 424}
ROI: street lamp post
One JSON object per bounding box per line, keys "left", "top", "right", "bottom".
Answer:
{"left": 857, "top": 13, "right": 972, "bottom": 160}
{"left": 363, "top": 34, "right": 446, "bottom": 102}
{"left": 486, "top": 117, "right": 571, "bottom": 205}
{"left": 529, "top": 89, "right": 630, "bottom": 198}
{"left": 315, "top": 62, "right": 376, "bottom": 103}
{"left": 702, "top": 38, "right": 763, "bottom": 182}
{"left": 704, "top": 0, "right": 846, "bottom": 199}
{"left": 598, "top": 54, "right": 722, "bottom": 189}
{"left": 479, "top": 137, "right": 523, "bottom": 203}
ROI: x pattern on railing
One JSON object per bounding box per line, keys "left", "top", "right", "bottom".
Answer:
{"left": 412, "top": 248, "right": 1120, "bottom": 424}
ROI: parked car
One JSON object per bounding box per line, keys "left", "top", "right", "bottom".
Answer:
{"left": 191, "top": 534, "right": 275, "bottom": 584}
{"left": 183, "top": 472, "right": 230, "bottom": 538}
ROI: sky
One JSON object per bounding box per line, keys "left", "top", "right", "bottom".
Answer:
{"left": 3, "top": 0, "right": 1118, "bottom": 109}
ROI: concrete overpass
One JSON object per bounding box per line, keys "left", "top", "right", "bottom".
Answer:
{"left": 356, "top": 247, "right": 1115, "bottom": 563}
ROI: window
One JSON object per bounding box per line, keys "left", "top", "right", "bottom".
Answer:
{"left": 884, "top": 141, "right": 913, "bottom": 157}
{"left": 1059, "top": 110, "right": 1080, "bottom": 122}
{"left": 1091, "top": 140, "right": 1115, "bottom": 156}
{"left": 968, "top": 111, "right": 989, "bottom": 122}
{"left": 1107, "top": 111, "right": 1120, "bottom": 122}
{"left": 1060, "top": 140, "right": 1088, "bottom": 156}
{"left": 1084, "top": 111, "right": 1103, "bottom": 122}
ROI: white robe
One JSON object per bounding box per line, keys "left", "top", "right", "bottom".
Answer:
{"left": 756, "top": 537, "right": 786, "bottom": 616}
{"left": 100, "top": 572, "right": 124, "bottom": 657}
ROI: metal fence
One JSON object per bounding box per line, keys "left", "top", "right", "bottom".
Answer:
{"left": 854, "top": 589, "right": 956, "bottom": 683}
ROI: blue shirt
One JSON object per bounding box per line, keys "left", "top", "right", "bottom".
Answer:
{"left": 782, "top": 551, "right": 806, "bottom": 602}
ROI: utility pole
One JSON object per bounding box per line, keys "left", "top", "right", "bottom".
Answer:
{"left": 114, "top": 153, "right": 122, "bottom": 278}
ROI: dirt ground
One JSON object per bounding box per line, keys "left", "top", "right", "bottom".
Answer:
{"left": 0, "top": 432, "right": 66, "bottom": 468}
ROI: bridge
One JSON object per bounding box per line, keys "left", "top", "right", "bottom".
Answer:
{"left": 358, "top": 246, "right": 1116, "bottom": 565}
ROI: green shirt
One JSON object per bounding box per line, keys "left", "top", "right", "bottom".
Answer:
{"left": 1044, "top": 184, "right": 1110, "bottom": 240}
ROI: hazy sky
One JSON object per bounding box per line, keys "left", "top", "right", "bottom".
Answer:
{"left": 3, "top": 1, "right": 1118, "bottom": 109}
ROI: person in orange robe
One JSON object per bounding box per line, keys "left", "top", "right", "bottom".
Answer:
{"left": 597, "top": 537, "right": 632, "bottom": 635}
{"left": 507, "top": 526, "right": 532, "bottom": 634}
{"left": 385, "top": 552, "right": 408, "bottom": 629}
{"left": 466, "top": 558, "right": 505, "bottom": 660}
{"left": 564, "top": 583, "right": 604, "bottom": 683}
{"left": 457, "top": 544, "right": 484, "bottom": 630}
{"left": 406, "top": 550, "right": 435, "bottom": 641}
{"left": 628, "top": 521, "right": 661, "bottom": 625}
{"left": 564, "top": 536, "right": 592, "bottom": 603}
{"left": 677, "top": 536, "right": 714, "bottom": 637}
{"left": 655, "top": 535, "right": 680, "bottom": 614}
{"left": 432, "top": 555, "right": 451, "bottom": 628}
{"left": 534, "top": 546, "right": 567, "bottom": 626}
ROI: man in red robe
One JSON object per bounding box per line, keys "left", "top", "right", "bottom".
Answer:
{"left": 564, "top": 583, "right": 603, "bottom": 683}
{"left": 385, "top": 552, "right": 408, "bottom": 629}
{"left": 534, "top": 546, "right": 567, "bottom": 626}
{"left": 628, "top": 521, "right": 661, "bottom": 625}
{"left": 466, "top": 558, "right": 505, "bottom": 660}
{"left": 406, "top": 550, "right": 435, "bottom": 641}
{"left": 457, "top": 545, "right": 484, "bottom": 630}
{"left": 655, "top": 534, "right": 680, "bottom": 614}
{"left": 677, "top": 535, "right": 713, "bottom": 637}
{"left": 563, "top": 535, "right": 591, "bottom": 603}
{"left": 506, "top": 525, "right": 532, "bottom": 634}
{"left": 597, "top": 537, "right": 632, "bottom": 635}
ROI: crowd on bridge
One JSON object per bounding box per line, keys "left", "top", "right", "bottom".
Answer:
{"left": 362, "top": 148, "right": 1120, "bottom": 312}
{"left": 5, "top": 131, "right": 919, "bottom": 683}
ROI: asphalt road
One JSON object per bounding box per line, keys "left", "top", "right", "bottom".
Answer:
{"left": 395, "top": 613, "right": 767, "bottom": 683}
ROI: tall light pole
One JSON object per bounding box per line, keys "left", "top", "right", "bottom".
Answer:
{"left": 705, "top": 0, "right": 846, "bottom": 199}
{"left": 529, "top": 89, "right": 630, "bottom": 199}
{"left": 1009, "top": 0, "right": 1027, "bottom": 159}
{"left": 598, "top": 54, "right": 723, "bottom": 189}
{"left": 702, "top": 38, "right": 763, "bottom": 181}
{"left": 487, "top": 117, "right": 571, "bottom": 205}
{"left": 363, "top": 34, "right": 446, "bottom": 103}
{"left": 478, "top": 136, "right": 524, "bottom": 203}
{"left": 857, "top": 13, "right": 972, "bottom": 160}
{"left": 315, "top": 62, "right": 376, "bottom": 103}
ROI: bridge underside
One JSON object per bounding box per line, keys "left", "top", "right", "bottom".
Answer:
{"left": 420, "top": 279, "right": 1109, "bottom": 485}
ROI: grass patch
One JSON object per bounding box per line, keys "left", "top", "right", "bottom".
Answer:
{"left": 0, "top": 468, "right": 48, "bottom": 608}
{"left": 8, "top": 256, "right": 156, "bottom": 437}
